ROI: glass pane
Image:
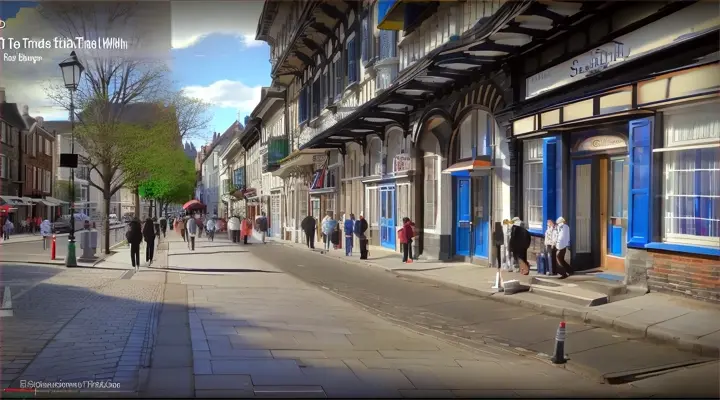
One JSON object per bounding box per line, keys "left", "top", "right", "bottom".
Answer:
{"left": 622, "top": 161, "right": 629, "bottom": 218}
{"left": 458, "top": 116, "right": 473, "bottom": 159}
{"left": 476, "top": 111, "right": 488, "bottom": 156}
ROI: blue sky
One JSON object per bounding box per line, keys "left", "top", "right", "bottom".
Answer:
{"left": 173, "top": 34, "right": 270, "bottom": 146}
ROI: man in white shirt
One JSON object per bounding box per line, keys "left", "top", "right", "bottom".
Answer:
{"left": 555, "top": 217, "right": 573, "bottom": 279}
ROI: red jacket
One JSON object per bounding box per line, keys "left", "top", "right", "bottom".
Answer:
{"left": 402, "top": 222, "right": 414, "bottom": 242}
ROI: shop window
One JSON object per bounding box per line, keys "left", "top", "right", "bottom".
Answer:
{"left": 523, "top": 139, "right": 544, "bottom": 231}
{"left": 366, "top": 187, "right": 378, "bottom": 226}
{"left": 661, "top": 104, "right": 720, "bottom": 248}
{"left": 0, "top": 155, "right": 7, "bottom": 179}
{"left": 455, "top": 109, "right": 493, "bottom": 161}
{"left": 368, "top": 138, "right": 382, "bottom": 176}
{"left": 423, "top": 154, "right": 438, "bottom": 230}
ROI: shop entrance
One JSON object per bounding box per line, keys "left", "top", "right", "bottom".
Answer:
{"left": 571, "top": 154, "right": 629, "bottom": 273}
{"left": 379, "top": 186, "right": 396, "bottom": 250}
{"left": 454, "top": 176, "right": 490, "bottom": 259}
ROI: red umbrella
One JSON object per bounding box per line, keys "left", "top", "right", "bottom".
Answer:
{"left": 182, "top": 199, "right": 205, "bottom": 210}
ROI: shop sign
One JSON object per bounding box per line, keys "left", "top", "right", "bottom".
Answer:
{"left": 525, "top": 2, "right": 718, "bottom": 99}
{"left": 243, "top": 188, "right": 258, "bottom": 199}
{"left": 392, "top": 153, "right": 413, "bottom": 174}
{"left": 576, "top": 135, "right": 627, "bottom": 152}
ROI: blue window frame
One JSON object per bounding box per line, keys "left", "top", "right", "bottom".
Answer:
{"left": 627, "top": 118, "right": 653, "bottom": 248}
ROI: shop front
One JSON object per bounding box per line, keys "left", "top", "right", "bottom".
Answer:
{"left": 509, "top": 0, "right": 719, "bottom": 299}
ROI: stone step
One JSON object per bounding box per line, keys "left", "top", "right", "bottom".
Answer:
{"left": 529, "top": 278, "right": 609, "bottom": 307}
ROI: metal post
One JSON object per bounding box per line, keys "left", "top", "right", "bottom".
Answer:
{"left": 66, "top": 90, "right": 77, "bottom": 267}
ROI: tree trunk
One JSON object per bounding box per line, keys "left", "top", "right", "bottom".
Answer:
{"left": 103, "top": 194, "right": 112, "bottom": 254}
{"left": 134, "top": 187, "right": 140, "bottom": 219}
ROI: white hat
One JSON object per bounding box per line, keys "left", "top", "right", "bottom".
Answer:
{"left": 511, "top": 217, "right": 520, "bottom": 222}
{"left": 556, "top": 217, "right": 566, "bottom": 224}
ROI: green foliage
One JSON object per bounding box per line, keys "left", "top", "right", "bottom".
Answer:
{"left": 138, "top": 147, "right": 196, "bottom": 205}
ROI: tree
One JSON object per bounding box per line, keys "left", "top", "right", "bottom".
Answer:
{"left": 40, "top": 2, "right": 173, "bottom": 253}
{"left": 138, "top": 148, "right": 196, "bottom": 217}
{"left": 170, "top": 91, "right": 212, "bottom": 142}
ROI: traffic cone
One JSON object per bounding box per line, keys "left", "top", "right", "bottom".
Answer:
{"left": 551, "top": 321, "right": 567, "bottom": 364}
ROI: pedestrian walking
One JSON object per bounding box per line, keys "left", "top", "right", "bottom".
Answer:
{"left": 127, "top": 218, "right": 143, "bottom": 270}
{"left": 241, "top": 217, "right": 253, "bottom": 244}
{"left": 545, "top": 219, "right": 559, "bottom": 275}
{"left": 503, "top": 219, "right": 516, "bottom": 272}
{"left": 555, "top": 217, "right": 573, "bottom": 279}
{"left": 159, "top": 216, "right": 167, "bottom": 237}
{"left": 143, "top": 217, "right": 156, "bottom": 265}
{"left": 228, "top": 215, "right": 241, "bottom": 243}
{"left": 206, "top": 217, "right": 216, "bottom": 241}
{"left": 354, "top": 215, "right": 369, "bottom": 259}
{"left": 400, "top": 217, "right": 414, "bottom": 263}
{"left": 186, "top": 217, "right": 197, "bottom": 251}
{"left": 3, "top": 218, "right": 12, "bottom": 240}
{"left": 301, "top": 215, "right": 316, "bottom": 249}
{"left": 321, "top": 212, "right": 336, "bottom": 251}
{"left": 493, "top": 221, "right": 505, "bottom": 269}
{"left": 179, "top": 218, "right": 187, "bottom": 242}
{"left": 343, "top": 214, "right": 355, "bottom": 256}
{"left": 197, "top": 216, "right": 204, "bottom": 238}
{"left": 152, "top": 217, "right": 161, "bottom": 241}
{"left": 509, "top": 217, "right": 532, "bottom": 275}
{"left": 40, "top": 218, "right": 52, "bottom": 250}
{"left": 256, "top": 212, "right": 268, "bottom": 244}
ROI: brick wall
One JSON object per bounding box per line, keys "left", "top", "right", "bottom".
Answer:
{"left": 647, "top": 251, "right": 720, "bottom": 304}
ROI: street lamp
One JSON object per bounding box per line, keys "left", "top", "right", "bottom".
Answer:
{"left": 59, "top": 51, "right": 84, "bottom": 267}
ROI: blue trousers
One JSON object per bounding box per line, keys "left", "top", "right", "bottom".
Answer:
{"left": 345, "top": 237, "right": 353, "bottom": 256}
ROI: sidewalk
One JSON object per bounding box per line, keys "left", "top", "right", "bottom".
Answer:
{"left": 0, "top": 232, "right": 68, "bottom": 245}
{"left": 270, "top": 236, "right": 720, "bottom": 357}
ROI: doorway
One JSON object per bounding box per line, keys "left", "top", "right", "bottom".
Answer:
{"left": 379, "top": 186, "right": 396, "bottom": 249}
{"left": 454, "top": 175, "right": 490, "bottom": 259}
{"left": 571, "top": 158, "right": 601, "bottom": 270}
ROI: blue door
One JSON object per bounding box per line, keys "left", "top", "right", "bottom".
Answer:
{"left": 455, "top": 177, "right": 471, "bottom": 256}
{"left": 380, "top": 186, "right": 396, "bottom": 249}
{"left": 473, "top": 176, "right": 490, "bottom": 258}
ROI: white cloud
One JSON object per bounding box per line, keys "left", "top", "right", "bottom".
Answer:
{"left": 0, "top": 4, "right": 172, "bottom": 121}
{"left": 171, "top": 1, "right": 265, "bottom": 49}
{"left": 182, "top": 80, "right": 261, "bottom": 112}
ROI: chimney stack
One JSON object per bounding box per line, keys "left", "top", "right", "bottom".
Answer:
{"left": 0, "top": 87, "right": 5, "bottom": 103}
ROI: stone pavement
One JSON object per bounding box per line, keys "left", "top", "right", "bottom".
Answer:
{"left": 270, "top": 237, "right": 720, "bottom": 358}
{"left": 1, "top": 266, "right": 163, "bottom": 393}
{"left": 138, "top": 237, "right": 633, "bottom": 398}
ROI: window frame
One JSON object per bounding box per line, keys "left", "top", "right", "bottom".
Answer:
{"left": 0, "top": 154, "right": 8, "bottom": 179}
{"left": 423, "top": 153, "right": 438, "bottom": 231}
{"left": 454, "top": 108, "right": 493, "bottom": 162}
{"left": 0, "top": 123, "right": 8, "bottom": 144}
{"left": 523, "top": 138, "right": 544, "bottom": 231}
{"left": 659, "top": 104, "right": 720, "bottom": 248}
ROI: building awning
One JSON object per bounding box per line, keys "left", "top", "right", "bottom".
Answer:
{"left": 273, "top": 149, "right": 327, "bottom": 178}
{"left": 45, "top": 196, "right": 69, "bottom": 205}
{"left": 0, "top": 196, "right": 34, "bottom": 206}
{"left": 35, "top": 199, "right": 58, "bottom": 206}
{"left": 442, "top": 158, "right": 492, "bottom": 176}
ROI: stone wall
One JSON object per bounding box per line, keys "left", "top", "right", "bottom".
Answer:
{"left": 646, "top": 250, "right": 720, "bottom": 304}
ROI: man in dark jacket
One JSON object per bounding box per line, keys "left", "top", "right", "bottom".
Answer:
{"left": 354, "top": 215, "right": 369, "bottom": 260}
{"left": 143, "top": 218, "right": 157, "bottom": 264}
{"left": 159, "top": 216, "right": 167, "bottom": 237}
{"left": 509, "top": 217, "right": 532, "bottom": 275}
{"left": 301, "top": 215, "right": 316, "bottom": 249}
{"left": 343, "top": 214, "right": 355, "bottom": 256}
{"left": 256, "top": 212, "right": 269, "bottom": 244}
{"left": 127, "top": 218, "right": 143, "bottom": 270}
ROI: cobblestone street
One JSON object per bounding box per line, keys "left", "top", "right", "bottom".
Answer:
{"left": 1, "top": 265, "right": 163, "bottom": 393}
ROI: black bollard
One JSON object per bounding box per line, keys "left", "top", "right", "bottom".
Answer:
{"left": 551, "top": 321, "right": 567, "bottom": 364}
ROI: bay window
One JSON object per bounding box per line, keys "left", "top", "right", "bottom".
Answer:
{"left": 523, "top": 139, "right": 544, "bottom": 231}
{"left": 661, "top": 103, "right": 720, "bottom": 248}
{"left": 347, "top": 38, "right": 358, "bottom": 84}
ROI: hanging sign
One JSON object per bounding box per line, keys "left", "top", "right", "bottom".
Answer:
{"left": 576, "top": 135, "right": 627, "bottom": 152}
{"left": 525, "top": 2, "right": 719, "bottom": 99}
{"left": 392, "top": 153, "right": 412, "bottom": 174}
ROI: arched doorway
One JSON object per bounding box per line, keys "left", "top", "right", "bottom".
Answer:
{"left": 449, "top": 107, "right": 497, "bottom": 261}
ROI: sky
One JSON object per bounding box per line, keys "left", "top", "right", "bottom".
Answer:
{"left": 0, "top": 1, "right": 271, "bottom": 147}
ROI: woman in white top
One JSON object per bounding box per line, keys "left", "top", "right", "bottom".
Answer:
{"left": 555, "top": 217, "right": 573, "bottom": 279}
{"left": 40, "top": 219, "right": 52, "bottom": 250}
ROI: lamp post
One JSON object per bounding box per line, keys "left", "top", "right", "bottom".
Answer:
{"left": 59, "top": 51, "right": 85, "bottom": 267}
